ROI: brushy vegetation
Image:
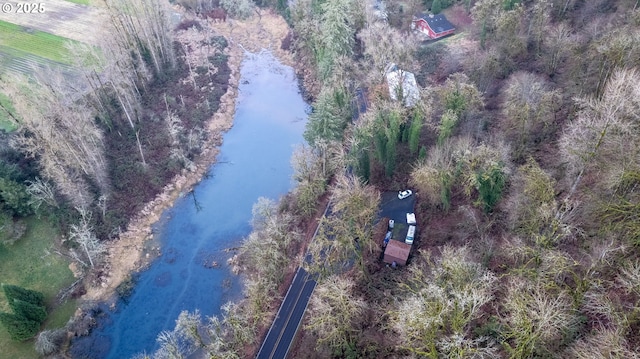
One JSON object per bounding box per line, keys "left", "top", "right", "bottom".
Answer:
{"left": 200, "top": 0, "right": 640, "bottom": 358}
{"left": 0, "top": 2, "right": 232, "bottom": 357}
{"left": 4, "top": 0, "right": 640, "bottom": 357}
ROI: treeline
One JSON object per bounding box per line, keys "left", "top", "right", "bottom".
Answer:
{"left": 293, "top": 0, "right": 640, "bottom": 357}
{"left": 0, "top": 0, "right": 232, "bottom": 271}
{"left": 0, "top": 1, "right": 234, "bottom": 351}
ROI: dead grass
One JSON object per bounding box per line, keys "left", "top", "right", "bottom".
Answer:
{"left": 203, "top": 9, "right": 295, "bottom": 68}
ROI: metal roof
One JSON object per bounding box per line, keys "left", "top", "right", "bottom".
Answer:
{"left": 417, "top": 13, "right": 455, "bottom": 34}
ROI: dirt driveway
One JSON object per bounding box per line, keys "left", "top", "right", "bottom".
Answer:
{"left": 0, "top": 0, "right": 107, "bottom": 45}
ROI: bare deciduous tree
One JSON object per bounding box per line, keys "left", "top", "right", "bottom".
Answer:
{"left": 25, "top": 177, "right": 58, "bottom": 210}
{"left": 67, "top": 208, "right": 106, "bottom": 268}
{"left": 306, "top": 173, "right": 380, "bottom": 278}
{"left": 291, "top": 145, "right": 329, "bottom": 217}
{"left": 540, "top": 22, "right": 577, "bottom": 75}
{"left": 357, "top": 21, "right": 417, "bottom": 85}
{"left": 501, "top": 71, "right": 560, "bottom": 158}
{"left": 564, "top": 328, "right": 637, "bottom": 359}
{"left": 391, "top": 246, "right": 496, "bottom": 357}
{"left": 559, "top": 68, "right": 640, "bottom": 199}
{"left": 501, "top": 277, "right": 579, "bottom": 358}
{"left": 305, "top": 275, "right": 366, "bottom": 353}
{"left": 2, "top": 71, "right": 108, "bottom": 208}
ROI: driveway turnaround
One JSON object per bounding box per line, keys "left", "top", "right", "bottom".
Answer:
{"left": 378, "top": 191, "right": 417, "bottom": 223}
{"left": 256, "top": 267, "right": 317, "bottom": 359}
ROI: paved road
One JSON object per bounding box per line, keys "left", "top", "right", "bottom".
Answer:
{"left": 256, "top": 267, "right": 316, "bottom": 359}
{"left": 256, "top": 202, "right": 332, "bottom": 359}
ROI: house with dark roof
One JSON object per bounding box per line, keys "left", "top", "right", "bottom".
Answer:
{"left": 412, "top": 13, "right": 455, "bottom": 39}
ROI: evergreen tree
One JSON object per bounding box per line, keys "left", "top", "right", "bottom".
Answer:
{"left": 9, "top": 299, "right": 47, "bottom": 323}
{"left": 2, "top": 284, "right": 45, "bottom": 307}
{"left": 0, "top": 312, "right": 39, "bottom": 341}
{"left": 474, "top": 164, "right": 506, "bottom": 213}
{"left": 408, "top": 111, "right": 423, "bottom": 154}
{"left": 432, "top": 0, "right": 443, "bottom": 14}
{"left": 0, "top": 178, "right": 33, "bottom": 217}
{"left": 0, "top": 285, "right": 47, "bottom": 341}
{"left": 303, "top": 86, "right": 351, "bottom": 147}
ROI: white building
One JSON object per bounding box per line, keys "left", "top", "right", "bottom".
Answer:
{"left": 385, "top": 63, "right": 420, "bottom": 107}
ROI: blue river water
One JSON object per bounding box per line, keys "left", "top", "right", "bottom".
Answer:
{"left": 71, "top": 50, "right": 308, "bottom": 359}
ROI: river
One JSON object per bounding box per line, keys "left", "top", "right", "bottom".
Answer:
{"left": 71, "top": 50, "right": 308, "bottom": 359}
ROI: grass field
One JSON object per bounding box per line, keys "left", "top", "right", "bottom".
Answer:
{"left": 0, "top": 93, "right": 18, "bottom": 132}
{"left": 0, "top": 217, "right": 77, "bottom": 359}
{"left": 0, "top": 20, "right": 76, "bottom": 64}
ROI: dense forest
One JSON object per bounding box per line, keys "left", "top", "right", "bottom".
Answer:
{"left": 194, "top": 0, "right": 640, "bottom": 358}
{"left": 2, "top": 0, "right": 640, "bottom": 357}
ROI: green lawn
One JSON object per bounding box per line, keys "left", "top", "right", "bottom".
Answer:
{"left": 0, "top": 93, "right": 19, "bottom": 132}
{"left": 0, "top": 20, "right": 76, "bottom": 64}
{"left": 0, "top": 217, "right": 77, "bottom": 359}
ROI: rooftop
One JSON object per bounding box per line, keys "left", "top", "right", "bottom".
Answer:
{"left": 416, "top": 13, "right": 455, "bottom": 34}
{"left": 384, "top": 240, "right": 411, "bottom": 263}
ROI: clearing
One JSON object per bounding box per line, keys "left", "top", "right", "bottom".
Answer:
{"left": 0, "top": 218, "right": 77, "bottom": 359}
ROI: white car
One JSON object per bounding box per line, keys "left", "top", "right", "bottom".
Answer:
{"left": 398, "top": 189, "right": 412, "bottom": 200}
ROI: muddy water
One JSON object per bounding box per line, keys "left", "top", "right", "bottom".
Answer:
{"left": 72, "top": 50, "right": 308, "bottom": 359}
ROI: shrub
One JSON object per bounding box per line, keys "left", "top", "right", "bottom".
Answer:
{"left": 0, "top": 178, "right": 33, "bottom": 217}
{"left": 175, "top": 19, "right": 202, "bottom": 31}
{"left": 35, "top": 329, "right": 67, "bottom": 356}
{"left": 0, "top": 214, "right": 26, "bottom": 246}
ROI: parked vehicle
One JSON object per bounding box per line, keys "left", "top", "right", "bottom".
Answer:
{"left": 384, "top": 231, "right": 392, "bottom": 246}
{"left": 405, "top": 225, "right": 416, "bottom": 245}
{"left": 398, "top": 189, "right": 413, "bottom": 200}
{"left": 406, "top": 212, "right": 416, "bottom": 225}
{"left": 388, "top": 219, "right": 395, "bottom": 229}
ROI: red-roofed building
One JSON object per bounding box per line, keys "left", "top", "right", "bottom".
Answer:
{"left": 412, "top": 13, "right": 456, "bottom": 39}
{"left": 383, "top": 240, "right": 411, "bottom": 266}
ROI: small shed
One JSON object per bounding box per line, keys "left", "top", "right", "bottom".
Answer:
{"left": 383, "top": 240, "right": 411, "bottom": 266}
{"left": 385, "top": 63, "right": 420, "bottom": 107}
{"left": 412, "top": 13, "right": 455, "bottom": 39}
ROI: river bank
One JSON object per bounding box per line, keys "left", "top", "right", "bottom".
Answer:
{"left": 80, "top": 8, "right": 295, "bottom": 304}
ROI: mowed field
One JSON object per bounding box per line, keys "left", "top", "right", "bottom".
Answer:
{"left": 0, "top": 0, "right": 106, "bottom": 127}
{"left": 0, "top": 0, "right": 107, "bottom": 46}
